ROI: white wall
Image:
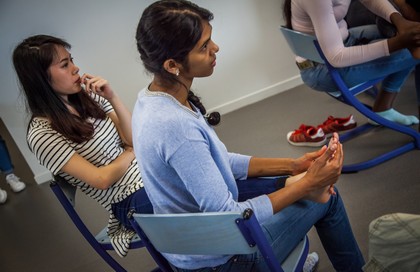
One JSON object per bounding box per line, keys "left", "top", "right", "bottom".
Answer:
{"left": 0, "top": 0, "right": 301, "bottom": 184}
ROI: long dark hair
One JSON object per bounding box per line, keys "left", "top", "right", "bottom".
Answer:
{"left": 136, "top": 0, "right": 220, "bottom": 125}
{"left": 283, "top": 0, "right": 292, "bottom": 29}
{"left": 12, "top": 35, "right": 106, "bottom": 143}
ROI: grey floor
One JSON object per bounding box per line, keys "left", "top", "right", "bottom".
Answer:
{"left": 1, "top": 77, "right": 420, "bottom": 272}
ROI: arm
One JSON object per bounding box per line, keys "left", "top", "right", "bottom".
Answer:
{"left": 28, "top": 118, "right": 135, "bottom": 190}
{"left": 61, "top": 148, "right": 135, "bottom": 190}
{"left": 302, "top": 0, "right": 389, "bottom": 67}
{"left": 82, "top": 73, "right": 133, "bottom": 145}
{"left": 393, "top": 0, "right": 420, "bottom": 21}
{"left": 387, "top": 2, "right": 420, "bottom": 58}
{"left": 247, "top": 147, "right": 327, "bottom": 177}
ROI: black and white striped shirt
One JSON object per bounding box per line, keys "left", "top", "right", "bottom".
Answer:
{"left": 27, "top": 93, "right": 143, "bottom": 257}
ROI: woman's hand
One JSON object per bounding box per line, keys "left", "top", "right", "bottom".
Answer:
{"left": 291, "top": 145, "right": 327, "bottom": 175}
{"left": 389, "top": 13, "right": 420, "bottom": 53}
{"left": 304, "top": 133, "right": 343, "bottom": 191}
{"left": 291, "top": 133, "right": 340, "bottom": 175}
{"left": 81, "top": 73, "right": 115, "bottom": 100}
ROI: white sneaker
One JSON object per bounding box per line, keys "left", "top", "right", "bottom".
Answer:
{"left": 303, "top": 252, "right": 319, "bottom": 272}
{"left": 0, "top": 188, "right": 7, "bottom": 204}
{"left": 6, "top": 174, "right": 26, "bottom": 193}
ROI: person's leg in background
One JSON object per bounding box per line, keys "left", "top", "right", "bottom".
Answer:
{"left": 377, "top": 0, "right": 420, "bottom": 129}
{"left": 0, "top": 134, "right": 26, "bottom": 204}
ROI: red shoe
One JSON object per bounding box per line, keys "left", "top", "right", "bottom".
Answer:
{"left": 318, "top": 115, "right": 357, "bottom": 137}
{"left": 287, "top": 124, "right": 327, "bottom": 147}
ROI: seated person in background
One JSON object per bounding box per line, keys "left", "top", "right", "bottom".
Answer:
{"left": 131, "top": 1, "right": 364, "bottom": 271}
{"left": 377, "top": 0, "right": 420, "bottom": 130}
{"left": 12, "top": 35, "right": 152, "bottom": 257}
{"left": 0, "top": 134, "right": 26, "bottom": 204}
{"left": 283, "top": 0, "right": 420, "bottom": 127}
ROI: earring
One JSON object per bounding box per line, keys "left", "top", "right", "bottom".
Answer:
{"left": 176, "top": 69, "right": 180, "bottom": 76}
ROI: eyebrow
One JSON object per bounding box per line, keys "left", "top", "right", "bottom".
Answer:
{"left": 59, "top": 55, "right": 71, "bottom": 63}
{"left": 197, "top": 24, "right": 212, "bottom": 49}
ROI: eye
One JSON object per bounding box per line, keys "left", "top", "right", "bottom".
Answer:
{"left": 201, "top": 43, "right": 208, "bottom": 51}
{"left": 70, "top": 57, "right": 74, "bottom": 63}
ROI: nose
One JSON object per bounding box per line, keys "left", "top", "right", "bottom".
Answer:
{"left": 72, "top": 64, "right": 79, "bottom": 75}
{"left": 211, "top": 41, "right": 219, "bottom": 54}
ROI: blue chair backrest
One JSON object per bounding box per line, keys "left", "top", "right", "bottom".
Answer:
{"left": 129, "top": 209, "right": 309, "bottom": 272}
{"left": 280, "top": 26, "right": 325, "bottom": 64}
{"left": 132, "top": 211, "right": 257, "bottom": 255}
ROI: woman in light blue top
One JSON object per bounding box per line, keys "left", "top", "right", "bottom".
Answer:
{"left": 132, "top": 1, "right": 364, "bottom": 271}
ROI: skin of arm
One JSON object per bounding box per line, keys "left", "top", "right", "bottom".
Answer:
{"left": 61, "top": 146, "right": 135, "bottom": 190}
{"left": 394, "top": 0, "right": 420, "bottom": 21}
{"left": 81, "top": 73, "right": 133, "bottom": 145}
{"left": 247, "top": 146, "right": 327, "bottom": 177}
{"left": 391, "top": 0, "right": 420, "bottom": 58}
{"left": 58, "top": 74, "right": 136, "bottom": 190}
{"left": 388, "top": 12, "right": 420, "bottom": 54}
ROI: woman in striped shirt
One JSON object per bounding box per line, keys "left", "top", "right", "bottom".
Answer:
{"left": 12, "top": 34, "right": 151, "bottom": 257}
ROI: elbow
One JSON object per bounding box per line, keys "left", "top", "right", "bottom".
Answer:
{"left": 95, "top": 176, "right": 114, "bottom": 190}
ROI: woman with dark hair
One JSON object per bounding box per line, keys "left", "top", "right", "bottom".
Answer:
{"left": 283, "top": 0, "right": 420, "bottom": 129}
{"left": 12, "top": 34, "right": 152, "bottom": 257}
{"left": 132, "top": 1, "right": 364, "bottom": 271}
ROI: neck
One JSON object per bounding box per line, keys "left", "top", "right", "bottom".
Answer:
{"left": 149, "top": 78, "right": 192, "bottom": 108}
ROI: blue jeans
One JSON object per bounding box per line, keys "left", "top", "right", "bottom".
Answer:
{"left": 172, "top": 178, "right": 364, "bottom": 272}
{"left": 301, "top": 25, "right": 420, "bottom": 94}
{"left": 112, "top": 187, "right": 154, "bottom": 228}
{"left": 0, "top": 135, "right": 14, "bottom": 175}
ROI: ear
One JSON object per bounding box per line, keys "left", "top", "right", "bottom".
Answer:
{"left": 163, "top": 59, "right": 181, "bottom": 76}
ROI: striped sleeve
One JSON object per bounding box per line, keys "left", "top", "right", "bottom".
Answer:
{"left": 27, "top": 119, "right": 75, "bottom": 175}
{"left": 90, "top": 93, "right": 114, "bottom": 114}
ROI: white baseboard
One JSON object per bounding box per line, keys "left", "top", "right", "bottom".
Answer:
{"left": 209, "top": 75, "right": 303, "bottom": 114}
{"left": 34, "top": 171, "right": 52, "bottom": 185}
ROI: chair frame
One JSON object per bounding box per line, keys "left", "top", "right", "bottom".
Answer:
{"left": 280, "top": 26, "right": 420, "bottom": 173}
{"left": 50, "top": 176, "right": 146, "bottom": 272}
{"left": 128, "top": 208, "right": 309, "bottom": 272}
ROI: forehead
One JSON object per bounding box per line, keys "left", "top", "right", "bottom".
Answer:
{"left": 51, "top": 45, "right": 70, "bottom": 63}
{"left": 193, "top": 21, "right": 212, "bottom": 48}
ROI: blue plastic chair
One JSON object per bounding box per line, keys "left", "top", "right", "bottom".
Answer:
{"left": 280, "top": 26, "right": 420, "bottom": 173}
{"left": 50, "top": 175, "right": 154, "bottom": 272}
{"left": 128, "top": 208, "right": 309, "bottom": 272}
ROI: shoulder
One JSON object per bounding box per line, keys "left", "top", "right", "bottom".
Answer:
{"left": 89, "top": 92, "right": 113, "bottom": 113}
{"left": 27, "top": 117, "right": 72, "bottom": 150}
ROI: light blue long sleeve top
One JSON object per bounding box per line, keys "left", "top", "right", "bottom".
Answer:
{"left": 132, "top": 88, "right": 273, "bottom": 269}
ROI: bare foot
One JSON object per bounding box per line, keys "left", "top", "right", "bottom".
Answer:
{"left": 285, "top": 173, "right": 334, "bottom": 203}
{"left": 305, "top": 185, "right": 333, "bottom": 203}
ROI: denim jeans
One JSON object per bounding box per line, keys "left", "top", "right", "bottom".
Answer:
{"left": 301, "top": 25, "right": 420, "bottom": 95}
{"left": 171, "top": 178, "right": 365, "bottom": 272}
{"left": 112, "top": 186, "right": 154, "bottom": 228}
{"left": 0, "top": 135, "right": 14, "bottom": 174}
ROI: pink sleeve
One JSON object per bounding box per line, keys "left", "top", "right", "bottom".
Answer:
{"left": 360, "top": 0, "right": 399, "bottom": 23}
{"left": 305, "top": 0, "right": 389, "bottom": 67}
